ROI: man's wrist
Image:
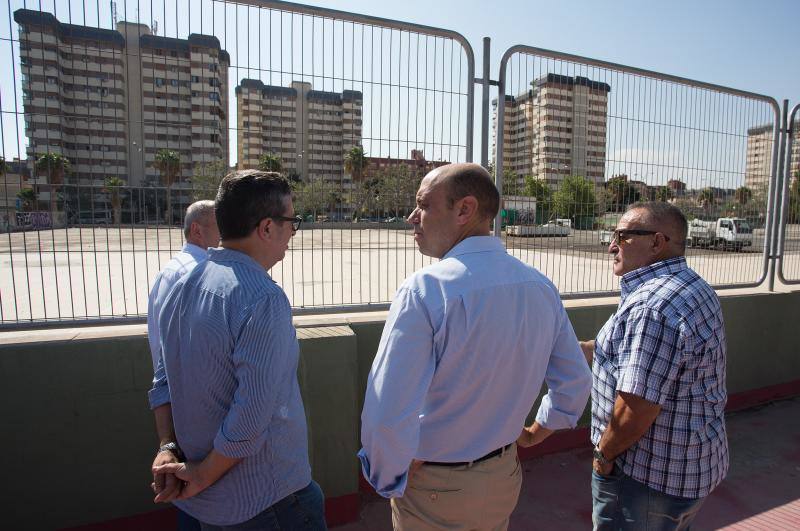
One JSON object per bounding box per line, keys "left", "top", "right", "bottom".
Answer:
{"left": 158, "top": 442, "right": 185, "bottom": 461}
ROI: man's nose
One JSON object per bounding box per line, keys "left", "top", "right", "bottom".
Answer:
{"left": 407, "top": 208, "right": 420, "bottom": 224}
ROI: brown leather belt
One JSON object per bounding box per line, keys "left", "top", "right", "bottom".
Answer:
{"left": 424, "top": 443, "right": 514, "bottom": 467}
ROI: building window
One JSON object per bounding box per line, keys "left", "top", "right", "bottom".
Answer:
{"left": 191, "top": 91, "right": 198, "bottom": 97}
{"left": 191, "top": 75, "right": 200, "bottom": 83}
{"left": 46, "top": 77, "right": 57, "bottom": 85}
{"left": 171, "top": 79, "right": 179, "bottom": 87}
{"left": 155, "top": 78, "right": 164, "bottom": 87}
{"left": 209, "top": 92, "right": 220, "bottom": 101}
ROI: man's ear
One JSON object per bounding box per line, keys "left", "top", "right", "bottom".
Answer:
{"left": 256, "top": 218, "right": 272, "bottom": 240}
{"left": 455, "top": 195, "right": 478, "bottom": 225}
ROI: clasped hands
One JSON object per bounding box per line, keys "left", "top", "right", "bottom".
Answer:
{"left": 151, "top": 451, "right": 208, "bottom": 503}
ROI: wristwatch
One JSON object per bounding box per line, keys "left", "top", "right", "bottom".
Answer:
{"left": 158, "top": 442, "right": 185, "bottom": 461}
{"left": 593, "top": 444, "right": 610, "bottom": 465}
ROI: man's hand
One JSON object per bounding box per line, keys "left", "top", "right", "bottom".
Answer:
{"left": 152, "top": 461, "right": 210, "bottom": 501}
{"left": 580, "top": 340, "right": 595, "bottom": 365}
{"left": 516, "top": 422, "right": 554, "bottom": 448}
{"left": 151, "top": 450, "right": 182, "bottom": 503}
{"left": 592, "top": 458, "right": 614, "bottom": 476}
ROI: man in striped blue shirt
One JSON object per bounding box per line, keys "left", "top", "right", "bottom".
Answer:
{"left": 582, "top": 202, "right": 728, "bottom": 530}
{"left": 148, "top": 170, "right": 326, "bottom": 530}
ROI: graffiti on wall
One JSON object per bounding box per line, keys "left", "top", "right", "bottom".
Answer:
{"left": 15, "top": 211, "right": 52, "bottom": 230}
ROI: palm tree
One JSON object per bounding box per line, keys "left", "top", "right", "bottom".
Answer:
{"left": 258, "top": 153, "right": 283, "bottom": 173}
{"left": 734, "top": 186, "right": 752, "bottom": 207}
{"left": 154, "top": 149, "right": 181, "bottom": 224}
{"left": 17, "top": 188, "right": 37, "bottom": 212}
{"left": 104, "top": 176, "right": 125, "bottom": 224}
{"left": 697, "top": 188, "right": 716, "bottom": 217}
{"left": 344, "top": 146, "right": 368, "bottom": 182}
{"left": 35, "top": 152, "right": 70, "bottom": 213}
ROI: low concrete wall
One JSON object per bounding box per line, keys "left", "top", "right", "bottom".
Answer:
{"left": 0, "top": 291, "right": 798, "bottom": 530}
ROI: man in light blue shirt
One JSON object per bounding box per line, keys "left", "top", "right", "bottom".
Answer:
{"left": 359, "top": 163, "right": 592, "bottom": 530}
{"left": 148, "top": 170, "right": 326, "bottom": 530}
{"left": 147, "top": 200, "right": 219, "bottom": 371}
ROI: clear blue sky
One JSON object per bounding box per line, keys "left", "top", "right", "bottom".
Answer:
{"left": 308, "top": 0, "right": 798, "bottom": 103}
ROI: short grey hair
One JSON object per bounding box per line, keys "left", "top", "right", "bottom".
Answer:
{"left": 183, "top": 200, "right": 216, "bottom": 238}
{"left": 627, "top": 201, "right": 688, "bottom": 251}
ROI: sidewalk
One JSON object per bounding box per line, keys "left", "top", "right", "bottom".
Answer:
{"left": 336, "top": 397, "right": 800, "bottom": 530}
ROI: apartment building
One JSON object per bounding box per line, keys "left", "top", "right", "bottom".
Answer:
{"left": 746, "top": 122, "right": 799, "bottom": 191}
{"left": 492, "top": 74, "right": 610, "bottom": 190}
{"left": 363, "top": 149, "right": 448, "bottom": 180}
{"left": 236, "top": 79, "right": 362, "bottom": 185}
{"left": 15, "top": 9, "right": 229, "bottom": 193}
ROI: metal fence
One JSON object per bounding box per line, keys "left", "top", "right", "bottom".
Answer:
{"left": 776, "top": 102, "right": 800, "bottom": 284}
{"left": 0, "top": 0, "right": 796, "bottom": 326}
{"left": 0, "top": 0, "right": 474, "bottom": 323}
{"left": 494, "top": 46, "right": 780, "bottom": 297}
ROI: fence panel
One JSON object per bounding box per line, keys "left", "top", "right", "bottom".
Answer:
{"left": 493, "top": 45, "right": 780, "bottom": 297}
{"left": 776, "top": 103, "right": 800, "bottom": 284}
{"left": 0, "top": 0, "right": 475, "bottom": 324}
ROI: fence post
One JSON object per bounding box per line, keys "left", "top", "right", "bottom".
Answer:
{"left": 768, "top": 100, "right": 789, "bottom": 292}
{"left": 480, "top": 37, "right": 491, "bottom": 169}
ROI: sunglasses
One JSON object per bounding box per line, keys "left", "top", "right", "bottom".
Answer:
{"left": 611, "top": 229, "right": 670, "bottom": 245}
{"left": 257, "top": 215, "right": 303, "bottom": 231}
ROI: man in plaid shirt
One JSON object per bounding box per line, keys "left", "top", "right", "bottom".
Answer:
{"left": 581, "top": 202, "right": 728, "bottom": 530}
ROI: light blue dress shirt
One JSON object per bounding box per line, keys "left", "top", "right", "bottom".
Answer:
{"left": 147, "top": 242, "right": 208, "bottom": 370}
{"left": 359, "top": 236, "right": 592, "bottom": 498}
{"left": 148, "top": 248, "right": 311, "bottom": 526}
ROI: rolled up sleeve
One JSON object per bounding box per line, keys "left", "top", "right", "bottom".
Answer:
{"left": 213, "top": 295, "right": 296, "bottom": 458}
{"left": 148, "top": 352, "right": 172, "bottom": 409}
{"left": 535, "top": 306, "right": 592, "bottom": 430}
{"left": 616, "top": 308, "right": 683, "bottom": 405}
{"left": 359, "top": 288, "right": 435, "bottom": 498}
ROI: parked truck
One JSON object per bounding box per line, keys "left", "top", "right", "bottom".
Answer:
{"left": 687, "top": 217, "right": 753, "bottom": 251}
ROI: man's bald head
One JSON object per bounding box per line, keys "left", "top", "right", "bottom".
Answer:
{"left": 426, "top": 163, "right": 500, "bottom": 222}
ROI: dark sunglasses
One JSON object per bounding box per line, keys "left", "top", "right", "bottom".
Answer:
{"left": 256, "top": 215, "right": 302, "bottom": 231}
{"left": 612, "top": 229, "right": 670, "bottom": 245}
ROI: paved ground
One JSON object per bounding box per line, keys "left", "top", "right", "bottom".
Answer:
{"left": 334, "top": 397, "right": 800, "bottom": 530}
{"left": 1, "top": 225, "right": 799, "bottom": 322}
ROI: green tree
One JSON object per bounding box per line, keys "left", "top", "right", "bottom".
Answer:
{"left": 654, "top": 186, "right": 675, "bottom": 203}
{"left": 697, "top": 188, "right": 716, "bottom": 217}
{"left": 154, "top": 149, "right": 182, "bottom": 224}
{"left": 734, "top": 186, "right": 752, "bottom": 207}
{"left": 502, "top": 169, "right": 520, "bottom": 196}
{"left": 190, "top": 160, "right": 228, "bottom": 200}
{"left": 103, "top": 176, "right": 125, "bottom": 224}
{"left": 553, "top": 175, "right": 597, "bottom": 221}
{"left": 605, "top": 175, "right": 641, "bottom": 211}
{"left": 376, "top": 166, "right": 420, "bottom": 218}
{"left": 293, "top": 179, "right": 328, "bottom": 219}
{"left": 258, "top": 153, "right": 283, "bottom": 173}
{"left": 348, "top": 177, "right": 381, "bottom": 221}
{"left": 523, "top": 175, "right": 552, "bottom": 202}
{"left": 35, "top": 152, "right": 71, "bottom": 212}
{"left": 344, "top": 146, "right": 368, "bottom": 182}
{"left": 17, "top": 188, "right": 37, "bottom": 212}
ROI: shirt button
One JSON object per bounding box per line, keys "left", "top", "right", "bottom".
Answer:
{"left": 430, "top": 493, "right": 438, "bottom": 501}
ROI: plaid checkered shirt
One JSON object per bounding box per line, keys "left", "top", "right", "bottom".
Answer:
{"left": 591, "top": 256, "right": 729, "bottom": 499}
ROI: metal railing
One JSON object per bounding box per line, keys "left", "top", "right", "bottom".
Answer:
{"left": 0, "top": 0, "right": 796, "bottom": 326}
{"left": 776, "top": 102, "right": 800, "bottom": 284}
{"left": 1, "top": 0, "right": 474, "bottom": 324}
{"left": 494, "top": 45, "right": 781, "bottom": 297}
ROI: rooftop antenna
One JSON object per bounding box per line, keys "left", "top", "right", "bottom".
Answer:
{"left": 111, "top": 2, "right": 117, "bottom": 25}
{"left": 153, "top": 20, "right": 158, "bottom": 35}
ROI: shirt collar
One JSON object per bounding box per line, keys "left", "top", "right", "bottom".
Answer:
{"left": 620, "top": 256, "right": 687, "bottom": 301}
{"left": 183, "top": 242, "right": 209, "bottom": 261}
{"left": 207, "top": 247, "right": 269, "bottom": 275}
{"left": 442, "top": 235, "right": 506, "bottom": 260}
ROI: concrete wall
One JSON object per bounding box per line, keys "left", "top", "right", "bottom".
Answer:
{"left": 0, "top": 291, "right": 798, "bottom": 530}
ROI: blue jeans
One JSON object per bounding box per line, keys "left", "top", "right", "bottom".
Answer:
{"left": 199, "top": 481, "right": 327, "bottom": 531}
{"left": 592, "top": 467, "right": 705, "bottom": 531}
{"left": 178, "top": 508, "right": 202, "bottom": 531}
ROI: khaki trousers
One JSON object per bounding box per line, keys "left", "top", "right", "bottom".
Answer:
{"left": 391, "top": 444, "right": 523, "bottom": 531}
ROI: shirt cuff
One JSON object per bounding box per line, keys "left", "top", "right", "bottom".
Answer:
{"left": 616, "top": 379, "right": 665, "bottom": 405}
{"left": 147, "top": 385, "right": 171, "bottom": 410}
{"left": 534, "top": 394, "right": 581, "bottom": 431}
{"left": 357, "top": 448, "right": 408, "bottom": 498}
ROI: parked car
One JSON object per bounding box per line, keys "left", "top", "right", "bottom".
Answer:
{"left": 507, "top": 222, "right": 570, "bottom": 237}
{"left": 76, "top": 210, "right": 111, "bottom": 225}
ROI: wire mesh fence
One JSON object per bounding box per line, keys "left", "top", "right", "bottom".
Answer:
{"left": 777, "top": 106, "right": 800, "bottom": 284}
{"left": 0, "top": 0, "right": 473, "bottom": 323}
{"left": 494, "top": 46, "right": 780, "bottom": 297}
{"left": 0, "top": 1, "right": 795, "bottom": 326}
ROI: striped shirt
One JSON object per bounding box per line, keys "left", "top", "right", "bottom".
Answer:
{"left": 148, "top": 248, "right": 311, "bottom": 526}
{"left": 591, "top": 256, "right": 729, "bottom": 499}
{"left": 147, "top": 243, "right": 207, "bottom": 371}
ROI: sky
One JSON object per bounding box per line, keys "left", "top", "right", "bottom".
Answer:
{"left": 1, "top": 0, "right": 797, "bottom": 189}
